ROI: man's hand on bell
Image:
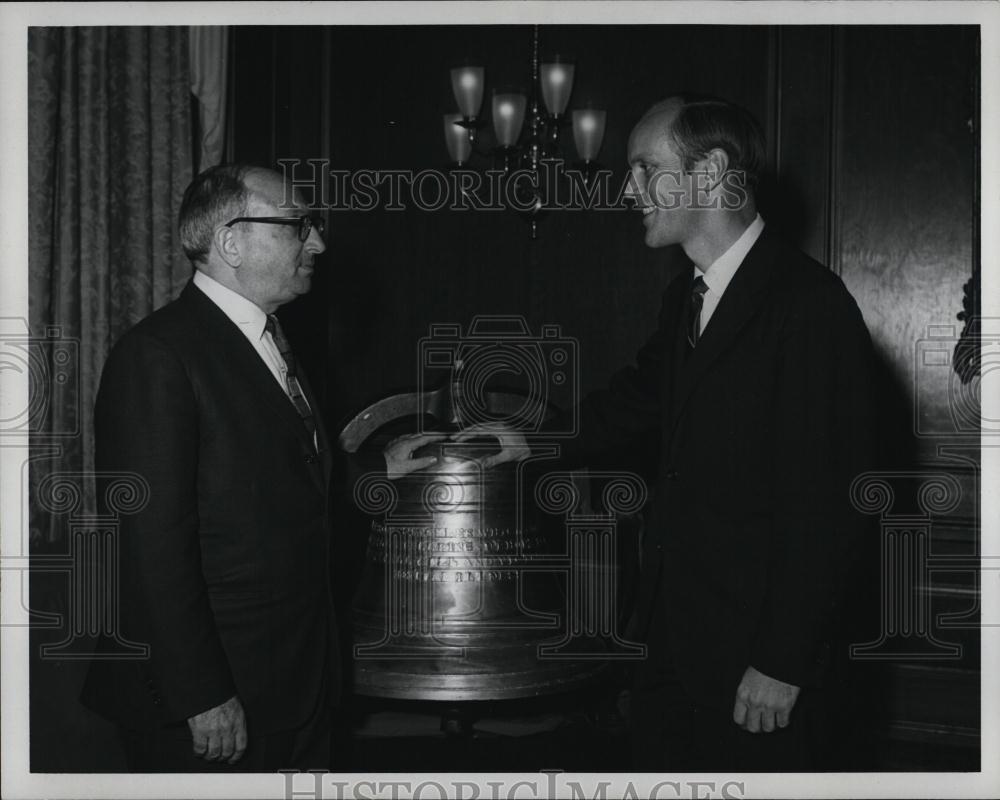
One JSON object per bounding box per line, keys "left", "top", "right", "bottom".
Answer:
{"left": 451, "top": 422, "right": 532, "bottom": 470}
{"left": 383, "top": 432, "right": 449, "bottom": 480}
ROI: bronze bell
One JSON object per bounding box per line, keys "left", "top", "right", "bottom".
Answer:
{"left": 340, "top": 387, "right": 644, "bottom": 701}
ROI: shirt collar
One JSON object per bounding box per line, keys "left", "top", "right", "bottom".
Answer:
{"left": 696, "top": 214, "right": 765, "bottom": 296}
{"left": 193, "top": 269, "right": 269, "bottom": 339}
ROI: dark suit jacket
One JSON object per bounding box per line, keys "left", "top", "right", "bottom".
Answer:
{"left": 565, "top": 229, "right": 876, "bottom": 709}
{"left": 81, "top": 281, "right": 340, "bottom": 733}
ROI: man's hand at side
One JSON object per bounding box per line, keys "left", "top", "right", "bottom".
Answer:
{"left": 188, "top": 695, "right": 247, "bottom": 763}
{"left": 732, "top": 665, "right": 800, "bottom": 733}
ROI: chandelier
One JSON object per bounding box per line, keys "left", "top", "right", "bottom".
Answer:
{"left": 442, "top": 26, "right": 607, "bottom": 238}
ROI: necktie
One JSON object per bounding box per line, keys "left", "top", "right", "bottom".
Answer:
{"left": 687, "top": 276, "right": 709, "bottom": 348}
{"left": 265, "top": 315, "right": 318, "bottom": 451}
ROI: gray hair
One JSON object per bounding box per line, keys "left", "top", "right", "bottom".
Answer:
{"left": 178, "top": 163, "right": 256, "bottom": 264}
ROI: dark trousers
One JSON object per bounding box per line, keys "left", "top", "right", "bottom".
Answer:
{"left": 629, "top": 642, "right": 830, "bottom": 772}
{"left": 119, "top": 691, "right": 332, "bottom": 772}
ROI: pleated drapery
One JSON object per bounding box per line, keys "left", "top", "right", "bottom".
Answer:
{"left": 28, "top": 27, "right": 194, "bottom": 542}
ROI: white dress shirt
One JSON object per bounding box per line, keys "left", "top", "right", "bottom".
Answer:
{"left": 695, "top": 214, "right": 765, "bottom": 333}
{"left": 192, "top": 269, "right": 292, "bottom": 397}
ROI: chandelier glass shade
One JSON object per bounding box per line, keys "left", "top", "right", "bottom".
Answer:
{"left": 443, "top": 28, "right": 607, "bottom": 237}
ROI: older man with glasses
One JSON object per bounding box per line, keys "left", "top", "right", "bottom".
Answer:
{"left": 81, "top": 164, "right": 339, "bottom": 772}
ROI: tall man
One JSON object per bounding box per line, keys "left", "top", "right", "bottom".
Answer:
{"left": 474, "top": 95, "right": 876, "bottom": 770}
{"left": 81, "top": 164, "right": 338, "bottom": 771}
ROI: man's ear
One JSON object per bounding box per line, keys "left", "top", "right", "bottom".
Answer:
{"left": 214, "top": 225, "right": 242, "bottom": 268}
{"left": 702, "top": 147, "right": 730, "bottom": 191}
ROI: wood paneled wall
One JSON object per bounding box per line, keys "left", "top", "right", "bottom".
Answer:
{"left": 230, "top": 24, "right": 980, "bottom": 769}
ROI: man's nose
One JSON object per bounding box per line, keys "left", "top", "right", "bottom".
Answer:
{"left": 625, "top": 169, "right": 647, "bottom": 206}
{"left": 305, "top": 226, "right": 326, "bottom": 255}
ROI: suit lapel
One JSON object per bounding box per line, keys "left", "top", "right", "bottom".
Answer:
{"left": 662, "top": 280, "right": 689, "bottom": 423}
{"left": 181, "top": 283, "right": 323, "bottom": 465}
{"left": 667, "top": 231, "right": 778, "bottom": 439}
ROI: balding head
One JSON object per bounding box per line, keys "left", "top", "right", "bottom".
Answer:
{"left": 640, "top": 97, "right": 684, "bottom": 126}
{"left": 179, "top": 164, "right": 293, "bottom": 266}
{"left": 641, "top": 94, "right": 766, "bottom": 189}
{"left": 241, "top": 168, "right": 294, "bottom": 213}
{"left": 627, "top": 94, "right": 763, "bottom": 257}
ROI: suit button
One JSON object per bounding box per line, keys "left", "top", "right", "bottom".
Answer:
{"left": 304, "top": 454, "right": 318, "bottom": 464}
{"left": 664, "top": 469, "right": 679, "bottom": 481}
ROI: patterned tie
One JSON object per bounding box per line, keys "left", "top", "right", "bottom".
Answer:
{"left": 687, "top": 276, "right": 709, "bottom": 348}
{"left": 265, "top": 315, "right": 318, "bottom": 451}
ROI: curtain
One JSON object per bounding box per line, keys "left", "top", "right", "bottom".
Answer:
{"left": 28, "top": 28, "right": 194, "bottom": 543}
{"left": 190, "top": 27, "right": 229, "bottom": 171}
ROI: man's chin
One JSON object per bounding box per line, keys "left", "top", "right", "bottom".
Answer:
{"left": 284, "top": 278, "right": 313, "bottom": 300}
{"left": 644, "top": 231, "right": 670, "bottom": 249}
{"left": 642, "top": 221, "right": 683, "bottom": 249}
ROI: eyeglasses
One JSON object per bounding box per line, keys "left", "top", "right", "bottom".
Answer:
{"left": 224, "top": 215, "right": 325, "bottom": 242}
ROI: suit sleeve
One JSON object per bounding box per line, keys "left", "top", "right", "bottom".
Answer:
{"left": 557, "top": 292, "right": 671, "bottom": 469}
{"left": 95, "top": 331, "right": 236, "bottom": 722}
{"left": 749, "top": 281, "right": 876, "bottom": 686}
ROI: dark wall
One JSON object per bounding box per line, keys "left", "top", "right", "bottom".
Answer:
{"left": 232, "top": 25, "right": 775, "bottom": 423}
{"left": 229, "top": 23, "right": 981, "bottom": 769}
{"left": 232, "top": 25, "right": 978, "bottom": 454}
{"left": 827, "top": 30, "right": 980, "bottom": 765}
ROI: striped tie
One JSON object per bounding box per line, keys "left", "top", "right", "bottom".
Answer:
{"left": 687, "top": 276, "right": 709, "bottom": 348}
{"left": 265, "top": 315, "right": 318, "bottom": 451}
